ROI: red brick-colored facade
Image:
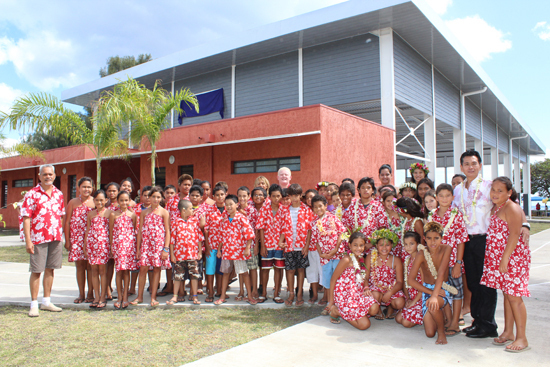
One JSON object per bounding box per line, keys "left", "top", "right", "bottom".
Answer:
{"left": 0, "top": 104, "right": 394, "bottom": 228}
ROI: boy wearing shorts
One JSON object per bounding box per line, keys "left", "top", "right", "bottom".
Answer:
{"left": 204, "top": 185, "right": 227, "bottom": 302}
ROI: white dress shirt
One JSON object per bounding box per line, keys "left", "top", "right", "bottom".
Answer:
{"left": 452, "top": 174, "right": 493, "bottom": 235}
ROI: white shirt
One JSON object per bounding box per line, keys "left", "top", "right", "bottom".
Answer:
{"left": 289, "top": 206, "right": 300, "bottom": 250}
{"left": 452, "top": 174, "right": 493, "bottom": 235}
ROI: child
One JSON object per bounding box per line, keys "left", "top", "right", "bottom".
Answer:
{"left": 381, "top": 191, "right": 401, "bottom": 230}
{"left": 203, "top": 185, "right": 227, "bottom": 302}
{"left": 128, "top": 186, "right": 151, "bottom": 296}
{"left": 164, "top": 185, "right": 177, "bottom": 201}
{"left": 326, "top": 183, "right": 339, "bottom": 212}
{"left": 329, "top": 232, "right": 379, "bottom": 330}
{"left": 451, "top": 174, "right": 466, "bottom": 190}
{"left": 166, "top": 174, "right": 193, "bottom": 222}
{"left": 309, "top": 194, "right": 346, "bottom": 312}
{"left": 83, "top": 190, "right": 112, "bottom": 309}
{"left": 216, "top": 195, "right": 257, "bottom": 305}
{"left": 366, "top": 229, "right": 405, "bottom": 320}
{"left": 105, "top": 182, "right": 120, "bottom": 211}
{"left": 109, "top": 191, "right": 138, "bottom": 309}
{"left": 480, "top": 177, "right": 530, "bottom": 352}
{"left": 201, "top": 180, "right": 214, "bottom": 204}
{"left": 333, "top": 182, "right": 355, "bottom": 221}
{"left": 423, "top": 189, "right": 438, "bottom": 216}
{"left": 417, "top": 178, "right": 435, "bottom": 214}
{"left": 331, "top": 191, "right": 341, "bottom": 211}
{"left": 189, "top": 185, "right": 208, "bottom": 297}
{"left": 408, "top": 222, "right": 456, "bottom": 345}
{"left": 428, "top": 183, "right": 468, "bottom": 336}
{"left": 257, "top": 184, "right": 291, "bottom": 303}
{"left": 120, "top": 178, "right": 137, "bottom": 208}
{"left": 304, "top": 189, "right": 317, "bottom": 208}
{"left": 395, "top": 198, "right": 424, "bottom": 259}
{"left": 316, "top": 182, "right": 330, "bottom": 206}
{"left": 279, "top": 184, "right": 316, "bottom": 307}
{"left": 399, "top": 182, "right": 417, "bottom": 199}
{"left": 341, "top": 177, "right": 386, "bottom": 253}
{"left": 395, "top": 231, "right": 423, "bottom": 327}
{"left": 132, "top": 186, "right": 171, "bottom": 307}
{"left": 409, "top": 162, "right": 429, "bottom": 185}
{"left": 254, "top": 176, "right": 270, "bottom": 192}
{"left": 281, "top": 188, "right": 291, "bottom": 207}
{"left": 65, "top": 177, "right": 95, "bottom": 303}
{"left": 238, "top": 186, "right": 260, "bottom": 301}
{"left": 168, "top": 199, "right": 204, "bottom": 305}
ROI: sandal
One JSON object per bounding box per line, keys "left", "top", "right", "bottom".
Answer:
{"left": 257, "top": 296, "right": 266, "bottom": 303}
{"left": 114, "top": 302, "right": 121, "bottom": 310}
{"left": 96, "top": 302, "right": 107, "bottom": 309}
{"left": 214, "top": 298, "right": 227, "bottom": 305}
{"left": 73, "top": 297, "right": 85, "bottom": 304}
{"left": 321, "top": 307, "right": 330, "bottom": 316}
{"left": 445, "top": 329, "right": 461, "bottom": 337}
{"left": 177, "top": 296, "right": 186, "bottom": 303}
{"left": 205, "top": 297, "right": 214, "bottom": 303}
{"left": 129, "top": 299, "right": 142, "bottom": 305}
{"left": 235, "top": 295, "right": 244, "bottom": 301}
{"left": 192, "top": 296, "right": 201, "bottom": 305}
{"left": 246, "top": 298, "right": 257, "bottom": 305}
{"left": 150, "top": 300, "right": 159, "bottom": 307}
{"left": 330, "top": 315, "right": 341, "bottom": 324}
{"left": 273, "top": 297, "right": 284, "bottom": 304}
{"left": 166, "top": 296, "right": 178, "bottom": 305}
{"left": 84, "top": 297, "right": 94, "bottom": 303}
{"left": 156, "top": 291, "right": 169, "bottom": 297}
{"left": 122, "top": 302, "right": 129, "bottom": 309}
{"left": 89, "top": 302, "right": 98, "bottom": 308}
{"left": 375, "top": 312, "right": 385, "bottom": 320}
{"left": 458, "top": 318, "right": 465, "bottom": 326}
{"left": 295, "top": 299, "right": 304, "bottom": 307}
{"left": 317, "top": 300, "right": 328, "bottom": 307}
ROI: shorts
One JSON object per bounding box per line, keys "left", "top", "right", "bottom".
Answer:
{"left": 306, "top": 250, "right": 322, "bottom": 284}
{"left": 220, "top": 259, "right": 248, "bottom": 274}
{"left": 321, "top": 259, "right": 340, "bottom": 289}
{"left": 422, "top": 282, "right": 451, "bottom": 316}
{"left": 205, "top": 250, "right": 217, "bottom": 275}
{"left": 172, "top": 260, "right": 200, "bottom": 281}
{"left": 448, "top": 268, "right": 464, "bottom": 301}
{"left": 284, "top": 251, "right": 309, "bottom": 270}
{"left": 246, "top": 254, "right": 259, "bottom": 270}
{"left": 29, "top": 241, "right": 62, "bottom": 273}
{"left": 261, "top": 249, "right": 284, "bottom": 269}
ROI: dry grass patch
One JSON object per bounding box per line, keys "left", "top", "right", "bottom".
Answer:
{"left": 0, "top": 246, "right": 73, "bottom": 266}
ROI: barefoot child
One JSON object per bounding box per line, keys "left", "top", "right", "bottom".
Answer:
{"left": 366, "top": 229, "right": 405, "bottom": 320}
{"left": 428, "top": 183, "right": 468, "bottom": 337}
{"left": 83, "top": 190, "right": 112, "bottom": 309}
{"left": 309, "top": 195, "right": 346, "bottom": 312}
{"left": 168, "top": 199, "right": 204, "bottom": 305}
{"left": 408, "top": 222, "right": 457, "bottom": 345}
{"left": 238, "top": 186, "right": 260, "bottom": 301}
{"left": 329, "top": 232, "right": 379, "bottom": 329}
{"left": 280, "top": 184, "right": 316, "bottom": 307}
{"left": 480, "top": 177, "right": 531, "bottom": 352}
{"left": 216, "top": 195, "right": 257, "bottom": 305}
{"left": 396, "top": 231, "right": 423, "bottom": 328}
{"left": 109, "top": 191, "right": 138, "bottom": 309}
{"left": 65, "top": 177, "right": 95, "bottom": 304}
{"left": 132, "top": 186, "right": 171, "bottom": 307}
{"left": 257, "top": 184, "right": 290, "bottom": 303}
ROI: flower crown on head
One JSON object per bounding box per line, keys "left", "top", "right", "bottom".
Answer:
{"left": 409, "top": 162, "right": 429, "bottom": 175}
{"left": 316, "top": 181, "right": 332, "bottom": 190}
{"left": 370, "top": 228, "right": 400, "bottom": 248}
{"left": 399, "top": 181, "right": 417, "bottom": 193}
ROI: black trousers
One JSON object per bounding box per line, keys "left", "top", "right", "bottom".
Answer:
{"left": 463, "top": 234, "right": 498, "bottom": 333}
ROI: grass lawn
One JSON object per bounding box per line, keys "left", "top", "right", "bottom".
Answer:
{"left": 0, "top": 305, "right": 320, "bottom": 367}
{"left": 528, "top": 221, "right": 550, "bottom": 235}
{"left": 0, "top": 245, "right": 74, "bottom": 267}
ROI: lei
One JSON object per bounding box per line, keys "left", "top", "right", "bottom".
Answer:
{"left": 334, "top": 204, "right": 344, "bottom": 220}
{"left": 350, "top": 253, "right": 367, "bottom": 285}
{"left": 369, "top": 228, "right": 399, "bottom": 248}
{"left": 460, "top": 176, "right": 483, "bottom": 226}
{"left": 417, "top": 244, "right": 458, "bottom": 295}
{"left": 428, "top": 208, "right": 458, "bottom": 235}
{"left": 399, "top": 181, "right": 417, "bottom": 194}
{"left": 316, "top": 215, "right": 335, "bottom": 236}
{"left": 400, "top": 217, "right": 420, "bottom": 243}
{"left": 370, "top": 248, "right": 394, "bottom": 291}
{"left": 342, "top": 199, "right": 373, "bottom": 241}
{"left": 404, "top": 255, "right": 412, "bottom": 289}
{"left": 409, "top": 162, "right": 429, "bottom": 175}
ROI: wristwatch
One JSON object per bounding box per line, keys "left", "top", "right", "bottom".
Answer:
{"left": 522, "top": 222, "right": 531, "bottom": 230}
{"left": 456, "top": 260, "right": 463, "bottom": 264}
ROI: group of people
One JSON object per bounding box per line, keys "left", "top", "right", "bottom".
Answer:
{"left": 19, "top": 149, "right": 531, "bottom": 352}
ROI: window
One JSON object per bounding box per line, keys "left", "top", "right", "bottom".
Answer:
{"left": 155, "top": 167, "right": 166, "bottom": 188}
{"left": 1, "top": 181, "right": 7, "bottom": 208}
{"left": 13, "top": 179, "right": 33, "bottom": 188}
{"left": 69, "top": 175, "right": 77, "bottom": 199}
{"left": 233, "top": 157, "right": 300, "bottom": 174}
{"left": 179, "top": 165, "right": 194, "bottom": 178}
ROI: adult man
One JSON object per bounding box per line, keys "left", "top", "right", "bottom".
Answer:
{"left": 21, "top": 164, "right": 65, "bottom": 317}
{"left": 277, "top": 167, "right": 291, "bottom": 189}
{"left": 452, "top": 150, "right": 528, "bottom": 338}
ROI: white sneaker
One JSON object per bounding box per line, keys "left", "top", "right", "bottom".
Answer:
{"left": 28, "top": 306, "right": 39, "bottom": 317}
{"left": 40, "top": 303, "right": 62, "bottom": 312}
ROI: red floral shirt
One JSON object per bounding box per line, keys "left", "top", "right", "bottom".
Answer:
{"left": 20, "top": 184, "right": 65, "bottom": 246}
{"left": 310, "top": 212, "right": 346, "bottom": 265}
{"left": 430, "top": 207, "right": 469, "bottom": 268}
{"left": 256, "top": 203, "right": 291, "bottom": 250}
{"left": 220, "top": 212, "right": 255, "bottom": 260}
{"left": 341, "top": 199, "right": 385, "bottom": 239}
{"left": 281, "top": 203, "right": 316, "bottom": 252}
{"left": 204, "top": 204, "right": 226, "bottom": 248}
{"left": 171, "top": 216, "right": 204, "bottom": 261}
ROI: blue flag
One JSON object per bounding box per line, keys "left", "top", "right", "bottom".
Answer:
{"left": 178, "top": 88, "right": 224, "bottom": 124}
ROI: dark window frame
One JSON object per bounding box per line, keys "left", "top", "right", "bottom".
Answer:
{"left": 178, "top": 165, "right": 194, "bottom": 178}
{"left": 232, "top": 156, "right": 300, "bottom": 175}
{"left": 13, "top": 179, "right": 34, "bottom": 188}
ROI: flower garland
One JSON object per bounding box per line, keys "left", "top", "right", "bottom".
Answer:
{"left": 417, "top": 244, "right": 458, "bottom": 295}
{"left": 334, "top": 204, "right": 344, "bottom": 220}
{"left": 370, "top": 248, "right": 394, "bottom": 292}
{"left": 399, "top": 181, "right": 417, "bottom": 194}
{"left": 427, "top": 208, "right": 459, "bottom": 235}
{"left": 409, "top": 162, "right": 429, "bottom": 175}
{"left": 316, "top": 215, "right": 335, "bottom": 236}
{"left": 350, "top": 253, "right": 367, "bottom": 285}
{"left": 404, "top": 256, "right": 412, "bottom": 289}
{"left": 460, "top": 176, "right": 483, "bottom": 226}
{"left": 342, "top": 199, "right": 374, "bottom": 241}
{"left": 370, "top": 228, "right": 399, "bottom": 248}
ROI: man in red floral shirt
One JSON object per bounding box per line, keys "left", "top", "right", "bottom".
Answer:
{"left": 21, "top": 165, "right": 65, "bottom": 317}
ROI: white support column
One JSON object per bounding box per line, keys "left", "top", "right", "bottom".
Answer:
{"left": 170, "top": 79, "right": 175, "bottom": 128}
{"left": 503, "top": 137, "right": 512, "bottom": 178}
{"left": 523, "top": 156, "right": 531, "bottom": 218}
{"left": 474, "top": 139, "right": 483, "bottom": 155}
{"left": 424, "top": 116, "right": 436, "bottom": 180}
{"left": 514, "top": 157, "right": 521, "bottom": 193}
{"left": 453, "top": 128, "right": 463, "bottom": 174}
{"left": 298, "top": 48, "right": 303, "bottom": 107}
{"left": 378, "top": 27, "right": 396, "bottom": 172}
{"left": 491, "top": 147, "right": 499, "bottom": 180}
{"left": 231, "top": 65, "right": 236, "bottom": 118}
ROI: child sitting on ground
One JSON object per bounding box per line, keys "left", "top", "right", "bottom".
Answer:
{"left": 365, "top": 229, "right": 405, "bottom": 320}
{"left": 216, "top": 195, "right": 257, "bottom": 305}
{"left": 168, "top": 199, "right": 203, "bottom": 305}
{"left": 395, "top": 231, "right": 423, "bottom": 327}
{"left": 408, "top": 222, "right": 457, "bottom": 345}
{"left": 329, "top": 232, "right": 379, "bottom": 329}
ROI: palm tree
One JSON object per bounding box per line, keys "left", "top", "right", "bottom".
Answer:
{"left": 0, "top": 132, "right": 44, "bottom": 171}
{"left": 0, "top": 92, "right": 128, "bottom": 189}
{"left": 101, "top": 77, "right": 198, "bottom": 186}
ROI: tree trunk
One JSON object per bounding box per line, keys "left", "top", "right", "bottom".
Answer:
{"left": 96, "top": 158, "right": 102, "bottom": 190}
{"left": 151, "top": 146, "right": 156, "bottom": 187}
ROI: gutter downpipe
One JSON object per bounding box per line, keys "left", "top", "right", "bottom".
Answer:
{"left": 460, "top": 87, "right": 488, "bottom": 153}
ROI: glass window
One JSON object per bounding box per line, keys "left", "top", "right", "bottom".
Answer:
{"left": 232, "top": 157, "right": 300, "bottom": 174}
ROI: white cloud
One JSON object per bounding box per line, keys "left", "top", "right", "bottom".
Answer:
{"left": 0, "top": 83, "right": 24, "bottom": 113}
{"left": 424, "top": 0, "right": 453, "bottom": 15}
{"left": 533, "top": 21, "right": 550, "bottom": 41}
{"left": 445, "top": 15, "right": 512, "bottom": 62}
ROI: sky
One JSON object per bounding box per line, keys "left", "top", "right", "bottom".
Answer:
{"left": 0, "top": 0, "right": 549, "bottom": 165}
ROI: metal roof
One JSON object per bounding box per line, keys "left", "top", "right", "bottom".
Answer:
{"left": 61, "top": 0, "right": 545, "bottom": 155}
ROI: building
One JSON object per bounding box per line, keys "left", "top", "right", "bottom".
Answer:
{"left": 0, "top": 0, "right": 544, "bottom": 227}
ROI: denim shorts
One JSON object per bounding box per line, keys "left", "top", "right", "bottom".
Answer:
{"left": 321, "top": 259, "right": 340, "bottom": 289}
